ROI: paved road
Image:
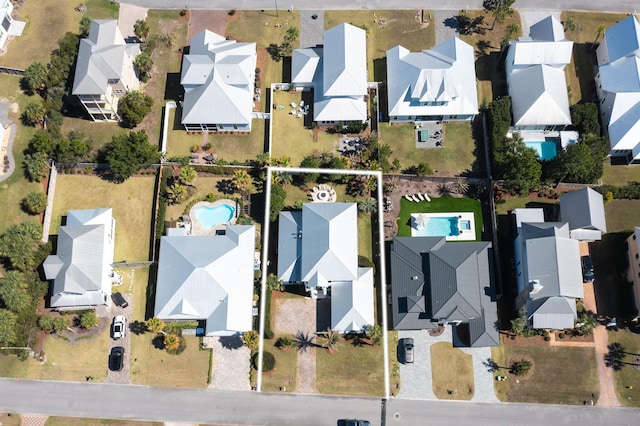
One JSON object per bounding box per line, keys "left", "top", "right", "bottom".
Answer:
{"left": 119, "top": 0, "right": 640, "bottom": 13}
{"left": 2, "top": 378, "right": 640, "bottom": 425}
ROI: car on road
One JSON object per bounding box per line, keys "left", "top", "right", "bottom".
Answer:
{"left": 112, "top": 315, "right": 126, "bottom": 340}
{"left": 338, "top": 420, "right": 371, "bottom": 426}
{"left": 108, "top": 347, "right": 124, "bottom": 371}
{"left": 581, "top": 255, "right": 595, "bottom": 282}
{"left": 399, "top": 337, "right": 414, "bottom": 364}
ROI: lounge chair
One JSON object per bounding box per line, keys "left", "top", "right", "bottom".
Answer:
{"left": 404, "top": 195, "right": 413, "bottom": 201}
{"left": 424, "top": 193, "right": 432, "bottom": 202}
{"left": 411, "top": 195, "right": 420, "bottom": 202}
{"left": 417, "top": 193, "right": 425, "bottom": 201}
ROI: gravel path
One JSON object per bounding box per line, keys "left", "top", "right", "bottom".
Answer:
{"left": 205, "top": 335, "right": 251, "bottom": 391}
{"left": 300, "top": 10, "right": 324, "bottom": 48}
{"left": 104, "top": 292, "right": 133, "bottom": 384}
{"left": 117, "top": 3, "right": 148, "bottom": 39}
{"left": 433, "top": 10, "right": 460, "bottom": 44}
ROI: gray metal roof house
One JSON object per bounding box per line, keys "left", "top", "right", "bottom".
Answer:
{"left": 72, "top": 20, "right": 140, "bottom": 122}
{"left": 277, "top": 203, "right": 374, "bottom": 333}
{"left": 390, "top": 236, "right": 499, "bottom": 347}
{"left": 154, "top": 225, "right": 255, "bottom": 336}
{"left": 560, "top": 187, "right": 607, "bottom": 241}
{"left": 43, "top": 208, "right": 115, "bottom": 308}
{"left": 180, "top": 30, "right": 257, "bottom": 132}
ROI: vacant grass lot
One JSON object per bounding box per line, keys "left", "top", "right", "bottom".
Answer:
{"left": 270, "top": 91, "right": 338, "bottom": 166}
{"left": 61, "top": 118, "right": 123, "bottom": 155}
{"left": 324, "top": 10, "right": 435, "bottom": 80}
{"left": 130, "top": 333, "right": 210, "bottom": 388}
{"left": 316, "top": 339, "right": 385, "bottom": 397}
{"left": 431, "top": 342, "right": 474, "bottom": 400}
{"left": 260, "top": 335, "right": 298, "bottom": 393}
{"left": 397, "top": 196, "right": 483, "bottom": 240}
{"left": 605, "top": 200, "right": 640, "bottom": 233}
{"left": 166, "top": 107, "right": 266, "bottom": 163}
{"left": 607, "top": 329, "right": 640, "bottom": 407}
{"left": 0, "top": 0, "right": 118, "bottom": 69}
{"left": 46, "top": 418, "right": 161, "bottom": 426}
{"left": 0, "top": 75, "right": 42, "bottom": 234}
{"left": 379, "top": 121, "right": 476, "bottom": 175}
{"left": 602, "top": 164, "right": 640, "bottom": 186}
{"left": 495, "top": 196, "right": 558, "bottom": 215}
{"left": 50, "top": 175, "right": 156, "bottom": 262}
{"left": 492, "top": 337, "right": 599, "bottom": 404}
{"left": 561, "top": 12, "right": 629, "bottom": 105}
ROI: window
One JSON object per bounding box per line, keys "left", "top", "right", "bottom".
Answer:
{"left": 636, "top": 253, "right": 639, "bottom": 259}
{"left": 633, "top": 234, "right": 637, "bottom": 240}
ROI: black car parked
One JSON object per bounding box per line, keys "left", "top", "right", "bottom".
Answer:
{"left": 109, "top": 347, "right": 124, "bottom": 371}
{"left": 581, "top": 255, "right": 595, "bottom": 282}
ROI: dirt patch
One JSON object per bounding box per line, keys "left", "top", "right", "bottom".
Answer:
{"left": 188, "top": 10, "right": 228, "bottom": 39}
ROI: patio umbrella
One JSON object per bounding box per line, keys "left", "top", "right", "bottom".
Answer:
{"left": 413, "top": 214, "right": 428, "bottom": 230}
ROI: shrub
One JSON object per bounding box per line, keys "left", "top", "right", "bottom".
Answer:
{"left": 228, "top": 9, "right": 236, "bottom": 15}
{"left": 38, "top": 315, "right": 55, "bottom": 332}
{"left": 79, "top": 310, "right": 98, "bottom": 329}
{"left": 203, "top": 142, "right": 212, "bottom": 151}
{"left": 22, "top": 191, "right": 47, "bottom": 215}
{"left": 252, "top": 351, "right": 276, "bottom": 372}
{"left": 510, "top": 359, "right": 532, "bottom": 376}
{"left": 264, "top": 288, "right": 274, "bottom": 339}
{"left": 165, "top": 334, "right": 187, "bottom": 355}
{"left": 191, "top": 144, "right": 201, "bottom": 153}
{"left": 358, "top": 255, "right": 374, "bottom": 268}
{"left": 275, "top": 335, "right": 294, "bottom": 350}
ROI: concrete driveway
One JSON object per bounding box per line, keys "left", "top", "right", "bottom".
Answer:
{"left": 396, "top": 327, "right": 499, "bottom": 402}
{"left": 204, "top": 335, "right": 251, "bottom": 391}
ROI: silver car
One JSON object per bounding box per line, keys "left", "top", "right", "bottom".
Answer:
{"left": 401, "top": 338, "right": 414, "bottom": 364}
{"left": 112, "top": 315, "right": 126, "bottom": 340}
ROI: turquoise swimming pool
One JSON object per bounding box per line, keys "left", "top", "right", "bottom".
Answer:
{"left": 194, "top": 204, "right": 235, "bottom": 228}
{"left": 525, "top": 141, "right": 558, "bottom": 160}
{"left": 414, "top": 216, "right": 460, "bottom": 237}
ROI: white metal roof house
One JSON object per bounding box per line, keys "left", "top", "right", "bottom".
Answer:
{"left": 43, "top": 208, "right": 115, "bottom": 308}
{"left": 72, "top": 20, "right": 140, "bottom": 122}
{"left": 180, "top": 30, "right": 257, "bottom": 133}
{"left": 277, "top": 203, "right": 374, "bottom": 333}
{"left": 291, "top": 23, "right": 368, "bottom": 124}
{"left": 512, "top": 219, "right": 583, "bottom": 330}
{"left": 154, "top": 225, "right": 255, "bottom": 336}
{"left": 390, "top": 236, "right": 499, "bottom": 347}
{"left": 0, "top": 0, "right": 25, "bottom": 51}
{"left": 560, "top": 187, "right": 607, "bottom": 241}
{"left": 505, "top": 16, "right": 573, "bottom": 131}
{"left": 595, "top": 15, "right": 640, "bottom": 164}
{"left": 386, "top": 37, "right": 478, "bottom": 122}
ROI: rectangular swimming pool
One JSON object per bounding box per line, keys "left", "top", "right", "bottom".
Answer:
{"left": 525, "top": 141, "right": 558, "bottom": 161}
{"left": 414, "top": 216, "right": 460, "bottom": 237}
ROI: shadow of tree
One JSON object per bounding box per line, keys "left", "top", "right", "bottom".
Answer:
{"left": 129, "top": 320, "right": 147, "bottom": 336}
{"left": 219, "top": 335, "right": 244, "bottom": 350}
{"left": 295, "top": 331, "right": 318, "bottom": 353}
{"left": 216, "top": 179, "right": 237, "bottom": 195}
{"left": 152, "top": 334, "right": 165, "bottom": 350}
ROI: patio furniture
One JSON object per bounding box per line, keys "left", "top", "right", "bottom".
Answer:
{"left": 424, "top": 193, "right": 431, "bottom": 202}
{"left": 417, "top": 193, "right": 425, "bottom": 201}
{"left": 404, "top": 195, "right": 413, "bottom": 201}
{"left": 411, "top": 195, "right": 420, "bottom": 202}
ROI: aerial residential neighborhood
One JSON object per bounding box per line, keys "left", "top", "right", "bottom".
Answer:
{"left": 2, "top": 1, "right": 640, "bottom": 425}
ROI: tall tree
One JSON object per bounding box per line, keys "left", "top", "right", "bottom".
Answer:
{"left": 135, "top": 52, "right": 153, "bottom": 81}
{"left": 22, "top": 62, "right": 47, "bottom": 95}
{"left": 23, "top": 152, "right": 49, "bottom": 182}
{"left": 0, "top": 309, "right": 17, "bottom": 345}
{"left": 500, "top": 134, "right": 541, "bottom": 195}
{"left": 232, "top": 170, "right": 251, "bottom": 193}
{"left": 102, "top": 131, "right": 160, "bottom": 182}
{"left": 358, "top": 197, "right": 378, "bottom": 214}
{"left": 133, "top": 19, "right": 150, "bottom": 41}
{"left": 22, "top": 191, "right": 47, "bottom": 215}
{"left": 118, "top": 90, "right": 153, "bottom": 128}
{"left": 0, "top": 271, "right": 31, "bottom": 313}
{"left": 147, "top": 317, "right": 165, "bottom": 334}
{"left": 22, "top": 101, "right": 46, "bottom": 127}
{"left": 242, "top": 330, "right": 260, "bottom": 351}
{"left": 79, "top": 310, "right": 98, "bottom": 329}
{"left": 483, "top": 0, "right": 516, "bottom": 30}
{"left": 179, "top": 165, "right": 196, "bottom": 185}
{"left": 0, "top": 222, "right": 42, "bottom": 271}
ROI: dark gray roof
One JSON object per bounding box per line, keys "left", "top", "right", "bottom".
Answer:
{"left": 560, "top": 187, "right": 607, "bottom": 234}
{"left": 277, "top": 211, "right": 302, "bottom": 282}
{"left": 391, "top": 237, "right": 498, "bottom": 347}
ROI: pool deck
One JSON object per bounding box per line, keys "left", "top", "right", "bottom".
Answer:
{"left": 189, "top": 199, "right": 238, "bottom": 236}
{"left": 410, "top": 212, "right": 476, "bottom": 241}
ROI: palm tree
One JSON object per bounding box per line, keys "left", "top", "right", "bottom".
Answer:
{"left": 166, "top": 183, "right": 188, "bottom": 204}
{"left": 593, "top": 24, "right": 606, "bottom": 45}
{"left": 383, "top": 176, "right": 398, "bottom": 194}
{"left": 323, "top": 327, "right": 340, "bottom": 354}
{"left": 242, "top": 330, "right": 260, "bottom": 351}
{"left": 164, "top": 333, "right": 180, "bottom": 350}
{"left": 364, "top": 324, "right": 383, "bottom": 346}
{"left": 273, "top": 155, "right": 291, "bottom": 167}
{"left": 358, "top": 197, "right": 378, "bottom": 214}
{"left": 179, "top": 165, "right": 196, "bottom": 185}
{"left": 279, "top": 172, "right": 293, "bottom": 187}
{"left": 233, "top": 170, "right": 251, "bottom": 193}
{"left": 455, "top": 178, "right": 469, "bottom": 195}
{"left": 255, "top": 152, "right": 271, "bottom": 167}
{"left": 147, "top": 317, "right": 165, "bottom": 334}
{"left": 437, "top": 183, "right": 453, "bottom": 196}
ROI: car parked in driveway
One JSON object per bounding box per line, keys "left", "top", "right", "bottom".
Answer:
{"left": 399, "top": 337, "right": 414, "bottom": 364}
{"left": 108, "top": 347, "right": 124, "bottom": 371}
{"left": 581, "top": 255, "right": 595, "bottom": 282}
{"left": 338, "top": 420, "right": 371, "bottom": 426}
{"left": 112, "top": 315, "right": 126, "bottom": 340}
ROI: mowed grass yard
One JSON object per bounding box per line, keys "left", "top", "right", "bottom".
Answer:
{"left": 379, "top": 121, "right": 476, "bottom": 175}
{"left": 396, "top": 196, "right": 483, "bottom": 240}
{"left": 316, "top": 339, "right": 385, "bottom": 397}
{"left": 431, "top": 342, "right": 474, "bottom": 400}
{"left": 604, "top": 200, "right": 640, "bottom": 233}
{"left": 607, "top": 329, "right": 640, "bottom": 407}
{"left": 0, "top": 0, "right": 118, "bottom": 69}
{"left": 260, "top": 335, "right": 298, "bottom": 393}
{"left": 50, "top": 175, "right": 156, "bottom": 262}
{"left": 0, "top": 75, "right": 43, "bottom": 235}
{"left": 492, "top": 337, "right": 599, "bottom": 404}
{"left": 46, "top": 418, "right": 161, "bottom": 426}
{"left": 602, "top": 164, "right": 640, "bottom": 185}
{"left": 0, "top": 326, "right": 111, "bottom": 382}
{"left": 324, "top": 10, "right": 435, "bottom": 80}
{"left": 560, "top": 12, "right": 629, "bottom": 105}
{"left": 129, "top": 333, "right": 210, "bottom": 388}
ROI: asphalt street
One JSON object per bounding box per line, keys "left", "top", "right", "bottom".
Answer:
{"left": 118, "top": 0, "right": 640, "bottom": 13}
{"left": 2, "top": 378, "right": 639, "bottom": 425}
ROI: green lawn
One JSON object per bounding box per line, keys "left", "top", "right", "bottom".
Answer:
{"left": 50, "top": 175, "right": 156, "bottom": 262}
{"left": 379, "top": 121, "right": 476, "bottom": 175}
{"left": 0, "top": 75, "right": 42, "bottom": 235}
{"left": 604, "top": 200, "right": 640, "bottom": 233}
{"left": 602, "top": 164, "right": 640, "bottom": 186}
{"left": 388, "top": 330, "right": 401, "bottom": 397}
{"left": 138, "top": 10, "right": 189, "bottom": 144}
{"left": 1, "top": 0, "right": 118, "bottom": 69}
{"left": 495, "top": 196, "right": 558, "bottom": 215}
{"left": 430, "top": 342, "right": 474, "bottom": 400}
{"left": 129, "top": 333, "right": 210, "bottom": 388}
{"left": 324, "top": 10, "right": 435, "bottom": 80}
{"left": 166, "top": 108, "right": 266, "bottom": 164}
{"left": 607, "top": 329, "right": 640, "bottom": 407}
{"left": 61, "top": 118, "right": 123, "bottom": 155}
{"left": 260, "top": 335, "right": 298, "bottom": 393}
{"left": 115, "top": 266, "right": 151, "bottom": 322}
{"left": 492, "top": 337, "right": 599, "bottom": 404}
{"left": 270, "top": 91, "right": 338, "bottom": 166}
{"left": 358, "top": 213, "right": 373, "bottom": 260}
{"left": 316, "top": 338, "right": 385, "bottom": 397}
{"left": 396, "top": 196, "right": 483, "bottom": 240}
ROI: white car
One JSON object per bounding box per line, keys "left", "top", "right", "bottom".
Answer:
{"left": 112, "top": 315, "right": 126, "bottom": 340}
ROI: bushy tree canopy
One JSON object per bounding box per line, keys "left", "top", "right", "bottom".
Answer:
{"left": 570, "top": 103, "right": 601, "bottom": 135}
{"left": 22, "top": 62, "right": 47, "bottom": 95}
{"left": 102, "top": 130, "right": 160, "bottom": 182}
{"left": 118, "top": 90, "right": 153, "bottom": 128}
{"left": 22, "top": 191, "right": 47, "bottom": 215}
{"left": 0, "top": 271, "right": 31, "bottom": 313}
{"left": 0, "top": 222, "right": 43, "bottom": 271}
